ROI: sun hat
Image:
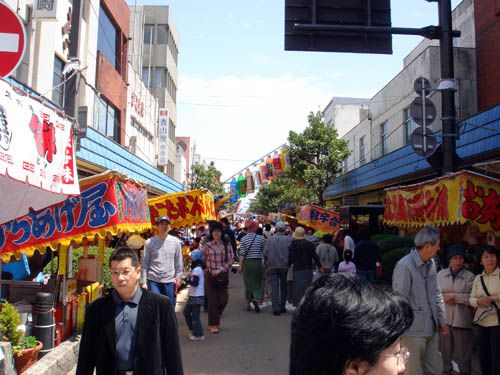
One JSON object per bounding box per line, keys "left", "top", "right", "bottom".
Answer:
{"left": 293, "top": 227, "right": 306, "bottom": 239}
{"left": 275, "top": 221, "right": 286, "bottom": 231}
{"left": 245, "top": 219, "right": 259, "bottom": 233}
{"left": 190, "top": 250, "right": 203, "bottom": 262}
{"left": 446, "top": 244, "right": 466, "bottom": 261}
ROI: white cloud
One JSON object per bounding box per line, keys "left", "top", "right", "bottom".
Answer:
{"left": 176, "top": 74, "right": 341, "bottom": 180}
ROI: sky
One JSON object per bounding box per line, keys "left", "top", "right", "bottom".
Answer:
{"left": 135, "top": 0, "right": 461, "bottom": 181}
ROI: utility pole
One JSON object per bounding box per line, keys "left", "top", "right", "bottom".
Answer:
{"left": 438, "top": 0, "right": 457, "bottom": 174}
{"left": 64, "top": 0, "right": 82, "bottom": 122}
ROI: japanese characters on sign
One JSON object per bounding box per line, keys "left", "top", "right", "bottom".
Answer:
{"left": 158, "top": 108, "right": 169, "bottom": 166}
{"left": 384, "top": 170, "right": 499, "bottom": 235}
{"left": 148, "top": 189, "right": 216, "bottom": 229}
{"left": 298, "top": 204, "right": 340, "bottom": 234}
{"left": 0, "top": 174, "right": 151, "bottom": 262}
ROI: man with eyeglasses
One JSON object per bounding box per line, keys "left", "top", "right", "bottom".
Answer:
{"left": 393, "top": 225, "right": 448, "bottom": 375}
{"left": 77, "top": 247, "right": 183, "bottom": 375}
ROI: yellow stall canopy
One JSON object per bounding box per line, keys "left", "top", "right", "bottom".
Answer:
{"left": 148, "top": 189, "right": 217, "bottom": 229}
{"left": 384, "top": 170, "right": 499, "bottom": 235}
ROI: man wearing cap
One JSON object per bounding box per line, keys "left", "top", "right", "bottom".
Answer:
{"left": 264, "top": 221, "right": 293, "bottom": 316}
{"left": 437, "top": 244, "right": 475, "bottom": 375}
{"left": 141, "top": 216, "right": 184, "bottom": 305}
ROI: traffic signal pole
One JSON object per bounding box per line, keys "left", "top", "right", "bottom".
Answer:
{"left": 438, "top": 0, "right": 457, "bottom": 174}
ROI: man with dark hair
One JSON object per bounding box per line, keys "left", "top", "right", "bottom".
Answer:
{"left": 290, "top": 274, "right": 413, "bottom": 374}
{"left": 221, "top": 217, "right": 238, "bottom": 260}
{"left": 77, "top": 247, "right": 183, "bottom": 375}
{"left": 353, "top": 229, "right": 380, "bottom": 282}
{"left": 393, "top": 225, "right": 448, "bottom": 375}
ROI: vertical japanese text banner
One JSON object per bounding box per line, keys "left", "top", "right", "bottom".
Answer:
{"left": 158, "top": 108, "right": 169, "bottom": 166}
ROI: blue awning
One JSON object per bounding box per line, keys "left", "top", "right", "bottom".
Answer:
{"left": 324, "top": 105, "right": 500, "bottom": 199}
{"left": 77, "top": 127, "right": 185, "bottom": 194}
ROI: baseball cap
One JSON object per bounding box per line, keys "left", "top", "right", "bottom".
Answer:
{"left": 275, "top": 221, "right": 286, "bottom": 231}
{"left": 157, "top": 216, "right": 171, "bottom": 223}
{"left": 190, "top": 250, "right": 203, "bottom": 261}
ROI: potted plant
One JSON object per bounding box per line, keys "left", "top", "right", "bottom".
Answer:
{"left": 0, "top": 302, "right": 43, "bottom": 373}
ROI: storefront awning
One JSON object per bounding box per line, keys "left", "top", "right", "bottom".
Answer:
{"left": 0, "top": 172, "right": 152, "bottom": 262}
{"left": 384, "top": 170, "right": 499, "bottom": 235}
{"left": 148, "top": 189, "right": 216, "bottom": 229}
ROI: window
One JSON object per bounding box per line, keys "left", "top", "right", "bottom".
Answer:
{"left": 359, "top": 136, "right": 366, "bottom": 165}
{"left": 97, "top": 6, "right": 119, "bottom": 71}
{"left": 131, "top": 117, "right": 153, "bottom": 142}
{"left": 169, "top": 119, "right": 176, "bottom": 142}
{"left": 142, "top": 67, "right": 151, "bottom": 87}
{"left": 404, "top": 108, "right": 417, "bottom": 145}
{"left": 157, "top": 25, "right": 169, "bottom": 44}
{"left": 342, "top": 158, "right": 348, "bottom": 173}
{"left": 52, "top": 56, "right": 65, "bottom": 107}
{"left": 155, "top": 68, "right": 167, "bottom": 88}
{"left": 95, "top": 96, "right": 120, "bottom": 143}
{"left": 144, "top": 24, "right": 154, "bottom": 44}
{"left": 380, "top": 121, "right": 388, "bottom": 155}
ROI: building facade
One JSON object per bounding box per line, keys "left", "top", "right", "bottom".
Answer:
{"left": 325, "top": 0, "right": 483, "bottom": 206}
{"left": 5, "top": 0, "right": 183, "bottom": 194}
{"left": 129, "top": 5, "right": 179, "bottom": 179}
{"left": 322, "top": 97, "right": 370, "bottom": 138}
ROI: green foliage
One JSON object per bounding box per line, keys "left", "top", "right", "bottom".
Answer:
{"left": 370, "top": 234, "right": 398, "bottom": 245}
{"left": 43, "top": 246, "right": 114, "bottom": 290}
{"left": 0, "top": 302, "right": 23, "bottom": 348}
{"left": 249, "top": 175, "right": 315, "bottom": 215}
{"left": 378, "top": 237, "right": 415, "bottom": 254}
{"left": 381, "top": 247, "right": 411, "bottom": 283}
{"left": 189, "top": 161, "right": 224, "bottom": 195}
{"left": 287, "top": 111, "right": 350, "bottom": 205}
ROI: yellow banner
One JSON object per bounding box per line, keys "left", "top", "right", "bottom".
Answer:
{"left": 148, "top": 189, "right": 216, "bottom": 229}
{"left": 384, "top": 170, "right": 500, "bottom": 235}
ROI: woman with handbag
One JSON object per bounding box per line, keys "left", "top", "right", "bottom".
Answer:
{"left": 239, "top": 219, "right": 265, "bottom": 313}
{"left": 469, "top": 245, "right": 500, "bottom": 375}
{"left": 202, "top": 222, "right": 234, "bottom": 334}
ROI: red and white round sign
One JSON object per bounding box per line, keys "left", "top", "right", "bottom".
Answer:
{"left": 0, "top": 2, "right": 27, "bottom": 78}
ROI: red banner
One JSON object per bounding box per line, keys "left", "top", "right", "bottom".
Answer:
{"left": 0, "top": 173, "right": 151, "bottom": 262}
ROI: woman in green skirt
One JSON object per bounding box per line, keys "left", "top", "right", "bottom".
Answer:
{"left": 239, "top": 219, "right": 265, "bottom": 313}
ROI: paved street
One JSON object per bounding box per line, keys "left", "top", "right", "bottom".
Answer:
{"left": 175, "top": 273, "right": 292, "bottom": 375}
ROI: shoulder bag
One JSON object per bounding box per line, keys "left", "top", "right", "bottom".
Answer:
{"left": 212, "top": 242, "right": 230, "bottom": 288}
{"left": 473, "top": 275, "right": 500, "bottom": 324}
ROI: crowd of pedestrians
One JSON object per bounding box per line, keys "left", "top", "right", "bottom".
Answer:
{"left": 75, "top": 215, "right": 499, "bottom": 375}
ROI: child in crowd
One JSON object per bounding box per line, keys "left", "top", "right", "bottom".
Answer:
{"left": 338, "top": 249, "right": 357, "bottom": 275}
{"left": 183, "top": 250, "right": 205, "bottom": 341}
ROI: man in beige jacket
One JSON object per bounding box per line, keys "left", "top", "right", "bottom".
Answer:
{"left": 437, "top": 244, "right": 475, "bottom": 375}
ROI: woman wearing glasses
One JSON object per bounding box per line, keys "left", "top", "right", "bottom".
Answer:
{"left": 290, "top": 274, "right": 413, "bottom": 375}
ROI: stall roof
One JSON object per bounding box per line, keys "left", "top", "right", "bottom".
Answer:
{"left": 77, "top": 127, "right": 185, "bottom": 194}
{"left": 324, "top": 105, "right": 500, "bottom": 199}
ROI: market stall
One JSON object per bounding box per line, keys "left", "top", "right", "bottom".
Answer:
{"left": 0, "top": 171, "right": 152, "bottom": 346}
{"left": 384, "top": 170, "right": 499, "bottom": 245}
{"left": 148, "top": 189, "right": 217, "bottom": 273}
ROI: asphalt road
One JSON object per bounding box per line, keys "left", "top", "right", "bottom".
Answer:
{"left": 175, "top": 272, "right": 292, "bottom": 375}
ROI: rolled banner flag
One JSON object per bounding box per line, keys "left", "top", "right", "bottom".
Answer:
{"left": 245, "top": 169, "right": 255, "bottom": 193}
{"left": 238, "top": 173, "right": 247, "bottom": 198}
{"left": 229, "top": 178, "right": 239, "bottom": 202}
{"left": 272, "top": 152, "right": 282, "bottom": 176}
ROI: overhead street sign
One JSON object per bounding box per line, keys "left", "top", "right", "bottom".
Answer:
{"left": 410, "top": 127, "right": 437, "bottom": 158}
{"left": 0, "top": 2, "right": 27, "bottom": 78}
{"left": 410, "top": 96, "right": 437, "bottom": 127}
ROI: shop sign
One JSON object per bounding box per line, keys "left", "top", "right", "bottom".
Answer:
{"left": 298, "top": 204, "right": 340, "bottom": 234}
{"left": 148, "top": 189, "right": 216, "bottom": 229}
{"left": 158, "top": 108, "right": 169, "bottom": 166}
{"left": 0, "top": 173, "right": 151, "bottom": 262}
{"left": 130, "top": 92, "right": 145, "bottom": 118}
{"left": 384, "top": 170, "right": 499, "bottom": 235}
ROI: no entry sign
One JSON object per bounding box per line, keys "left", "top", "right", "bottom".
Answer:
{"left": 0, "top": 2, "right": 27, "bottom": 78}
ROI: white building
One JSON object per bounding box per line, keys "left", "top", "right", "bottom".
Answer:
{"left": 323, "top": 97, "right": 370, "bottom": 137}
{"left": 129, "top": 4, "right": 179, "bottom": 179}
{"left": 340, "top": 0, "right": 476, "bottom": 173}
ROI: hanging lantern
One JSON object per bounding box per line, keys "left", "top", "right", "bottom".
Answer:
{"left": 272, "top": 151, "right": 282, "bottom": 176}
{"left": 280, "top": 148, "right": 291, "bottom": 171}
{"left": 266, "top": 155, "right": 274, "bottom": 181}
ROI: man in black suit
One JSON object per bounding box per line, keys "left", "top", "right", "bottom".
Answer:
{"left": 76, "top": 247, "right": 183, "bottom": 375}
